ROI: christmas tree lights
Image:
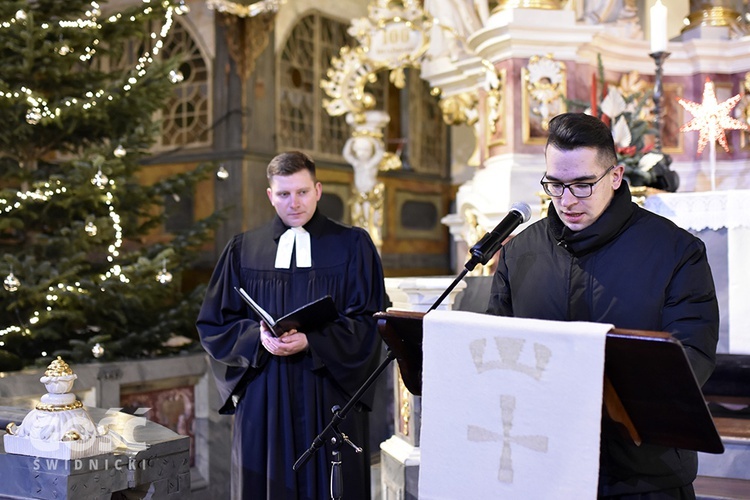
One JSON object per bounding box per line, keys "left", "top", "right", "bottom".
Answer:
{"left": 0, "top": 1, "right": 182, "bottom": 127}
{"left": 0, "top": 0, "right": 222, "bottom": 370}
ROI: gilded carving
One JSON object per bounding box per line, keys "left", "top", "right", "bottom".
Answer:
{"left": 522, "top": 54, "right": 567, "bottom": 145}
{"left": 463, "top": 207, "right": 495, "bottom": 276}
{"left": 207, "top": 0, "right": 283, "bottom": 81}
{"left": 486, "top": 68, "right": 507, "bottom": 143}
{"left": 397, "top": 372, "right": 411, "bottom": 437}
{"left": 321, "top": 1, "right": 431, "bottom": 122}
{"left": 439, "top": 93, "right": 479, "bottom": 126}
{"left": 349, "top": 183, "right": 385, "bottom": 250}
{"left": 321, "top": 46, "right": 378, "bottom": 118}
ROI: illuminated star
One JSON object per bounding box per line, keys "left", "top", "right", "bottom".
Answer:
{"left": 677, "top": 78, "right": 749, "bottom": 155}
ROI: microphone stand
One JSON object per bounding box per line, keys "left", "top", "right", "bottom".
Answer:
{"left": 429, "top": 227, "right": 502, "bottom": 311}
{"left": 293, "top": 222, "right": 509, "bottom": 499}
{"left": 293, "top": 349, "right": 396, "bottom": 499}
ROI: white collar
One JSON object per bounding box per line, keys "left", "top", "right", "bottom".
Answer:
{"left": 274, "top": 226, "right": 311, "bottom": 268}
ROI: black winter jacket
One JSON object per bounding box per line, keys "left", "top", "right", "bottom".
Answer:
{"left": 488, "top": 183, "right": 719, "bottom": 496}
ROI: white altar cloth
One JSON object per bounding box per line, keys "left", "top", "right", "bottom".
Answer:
{"left": 419, "top": 310, "right": 611, "bottom": 499}
{"left": 645, "top": 190, "right": 750, "bottom": 354}
{"left": 643, "top": 190, "right": 750, "bottom": 231}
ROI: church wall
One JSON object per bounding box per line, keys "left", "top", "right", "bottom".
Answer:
{"left": 313, "top": 164, "right": 455, "bottom": 276}
{"left": 128, "top": 1, "right": 457, "bottom": 279}
{"left": 274, "top": 0, "right": 369, "bottom": 51}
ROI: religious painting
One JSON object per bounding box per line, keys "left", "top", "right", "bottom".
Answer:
{"left": 522, "top": 55, "right": 567, "bottom": 145}
{"left": 661, "top": 83, "right": 684, "bottom": 154}
{"left": 120, "top": 381, "right": 197, "bottom": 465}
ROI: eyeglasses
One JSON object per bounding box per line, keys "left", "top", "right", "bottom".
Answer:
{"left": 540, "top": 165, "right": 615, "bottom": 199}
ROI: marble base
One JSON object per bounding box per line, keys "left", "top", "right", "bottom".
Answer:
{"left": 1, "top": 406, "right": 190, "bottom": 499}
{"left": 380, "top": 436, "right": 421, "bottom": 500}
{"left": 4, "top": 433, "right": 116, "bottom": 460}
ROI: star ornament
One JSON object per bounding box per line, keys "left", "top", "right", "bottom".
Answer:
{"left": 677, "top": 78, "right": 749, "bottom": 155}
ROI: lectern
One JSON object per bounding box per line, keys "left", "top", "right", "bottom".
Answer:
{"left": 375, "top": 309, "right": 724, "bottom": 454}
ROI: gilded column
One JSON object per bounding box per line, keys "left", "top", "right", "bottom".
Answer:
{"left": 683, "top": 0, "right": 743, "bottom": 33}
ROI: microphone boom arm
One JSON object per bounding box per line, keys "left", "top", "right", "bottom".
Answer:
{"left": 430, "top": 202, "right": 531, "bottom": 311}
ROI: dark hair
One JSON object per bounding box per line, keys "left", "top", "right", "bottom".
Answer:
{"left": 545, "top": 113, "right": 617, "bottom": 167}
{"left": 266, "top": 151, "right": 316, "bottom": 181}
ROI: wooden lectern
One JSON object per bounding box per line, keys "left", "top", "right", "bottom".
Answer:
{"left": 375, "top": 309, "right": 724, "bottom": 454}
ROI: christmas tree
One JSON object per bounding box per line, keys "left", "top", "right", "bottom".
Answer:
{"left": 0, "top": 0, "right": 221, "bottom": 371}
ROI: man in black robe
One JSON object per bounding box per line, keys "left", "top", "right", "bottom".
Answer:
{"left": 197, "top": 151, "right": 386, "bottom": 499}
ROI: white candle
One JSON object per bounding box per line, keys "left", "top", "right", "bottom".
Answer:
{"left": 650, "top": 0, "right": 668, "bottom": 53}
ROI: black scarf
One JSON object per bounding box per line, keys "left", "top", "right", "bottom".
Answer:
{"left": 547, "top": 183, "right": 636, "bottom": 257}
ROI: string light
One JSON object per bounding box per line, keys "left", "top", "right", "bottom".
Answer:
{"left": 1, "top": 180, "right": 66, "bottom": 214}
{"left": 0, "top": 178, "right": 125, "bottom": 336}
{"left": 677, "top": 77, "right": 749, "bottom": 154}
{"left": 678, "top": 77, "right": 749, "bottom": 190}
{"left": 0, "top": 325, "right": 23, "bottom": 339}
{"left": 0, "top": 1, "right": 181, "bottom": 126}
{"left": 0, "top": 0, "right": 184, "bottom": 350}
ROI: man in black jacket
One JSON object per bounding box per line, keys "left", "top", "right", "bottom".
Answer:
{"left": 487, "top": 112, "right": 719, "bottom": 499}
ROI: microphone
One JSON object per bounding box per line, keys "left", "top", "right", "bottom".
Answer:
{"left": 466, "top": 202, "right": 531, "bottom": 271}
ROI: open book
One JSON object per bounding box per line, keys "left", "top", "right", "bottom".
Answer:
{"left": 234, "top": 286, "right": 339, "bottom": 337}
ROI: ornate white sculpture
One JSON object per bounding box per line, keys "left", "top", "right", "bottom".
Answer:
{"left": 343, "top": 110, "right": 392, "bottom": 249}
{"left": 576, "top": 0, "right": 642, "bottom": 39}
{"left": 425, "top": 0, "right": 489, "bottom": 61}
{"left": 4, "top": 357, "right": 116, "bottom": 459}
{"left": 343, "top": 117, "right": 388, "bottom": 195}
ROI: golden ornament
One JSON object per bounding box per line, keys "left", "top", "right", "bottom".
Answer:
{"left": 44, "top": 356, "right": 73, "bottom": 378}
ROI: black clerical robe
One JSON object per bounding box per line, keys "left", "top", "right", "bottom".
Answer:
{"left": 197, "top": 210, "right": 385, "bottom": 500}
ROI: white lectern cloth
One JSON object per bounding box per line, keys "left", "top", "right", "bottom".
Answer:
{"left": 419, "top": 310, "right": 612, "bottom": 500}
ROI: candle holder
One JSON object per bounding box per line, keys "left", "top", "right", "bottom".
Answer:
{"left": 649, "top": 51, "right": 671, "bottom": 153}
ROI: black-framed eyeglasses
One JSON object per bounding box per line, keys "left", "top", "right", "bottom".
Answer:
{"left": 540, "top": 165, "right": 615, "bottom": 199}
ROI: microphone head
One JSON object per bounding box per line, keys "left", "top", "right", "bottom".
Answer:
{"left": 510, "top": 202, "right": 532, "bottom": 223}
